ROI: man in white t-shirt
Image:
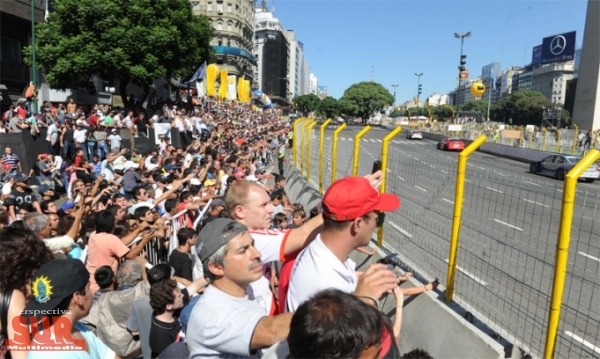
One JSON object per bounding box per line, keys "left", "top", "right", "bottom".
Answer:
{"left": 285, "top": 176, "right": 400, "bottom": 312}
{"left": 187, "top": 218, "right": 294, "bottom": 358}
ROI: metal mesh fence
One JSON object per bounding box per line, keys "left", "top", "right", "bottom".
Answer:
{"left": 294, "top": 124, "right": 600, "bottom": 359}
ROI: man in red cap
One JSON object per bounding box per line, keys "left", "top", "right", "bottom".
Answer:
{"left": 286, "top": 176, "right": 400, "bottom": 311}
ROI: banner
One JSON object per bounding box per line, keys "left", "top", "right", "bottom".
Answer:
{"left": 154, "top": 123, "right": 171, "bottom": 145}
{"left": 227, "top": 75, "right": 237, "bottom": 101}
{"left": 206, "top": 64, "right": 219, "bottom": 97}
{"left": 218, "top": 69, "right": 228, "bottom": 101}
{"left": 237, "top": 78, "right": 244, "bottom": 102}
{"left": 242, "top": 80, "right": 250, "bottom": 103}
{"left": 196, "top": 79, "right": 205, "bottom": 98}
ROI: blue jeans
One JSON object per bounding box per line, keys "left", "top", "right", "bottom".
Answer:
{"left": 63, "top": 141, "right": 75, "bottom": 160}
{"left": 97, "top": 142, "right": 109, "bottom": 160}
{"left": 87, "top": 142, "right": 96, "bottom": 161}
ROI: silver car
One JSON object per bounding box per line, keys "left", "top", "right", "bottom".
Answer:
{"left": 530, "top": 155, "right": 600, "bottom": 182}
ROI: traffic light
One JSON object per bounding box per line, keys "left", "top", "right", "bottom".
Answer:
{"left": 459, "top": 54, "right": 467, "bottom": 71}
{"left": 418, "top": 84, "right": 422, "bottom": 95}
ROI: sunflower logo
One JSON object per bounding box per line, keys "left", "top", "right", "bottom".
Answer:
{"left": 32, "top": 276, "right": 53, "bottom": 303}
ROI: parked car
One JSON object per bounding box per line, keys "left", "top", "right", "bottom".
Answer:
{"left": 406, "top": 130, "right": 423, "bottom": 140}
{"left": 437, "top": 137, "right": 465, "bottom": 151}
{"left": 530, "top": 155, "right": 600, "bottom": 182}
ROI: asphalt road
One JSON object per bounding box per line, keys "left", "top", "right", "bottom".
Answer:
{"left": 305, "top": 126, "right": 599, "bottom": 359}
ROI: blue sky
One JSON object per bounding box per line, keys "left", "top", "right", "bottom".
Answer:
{"left": 270, "top": 0, "right": 588, "bottom": 103}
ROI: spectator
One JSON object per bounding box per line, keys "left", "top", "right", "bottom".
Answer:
{"left": 66, "top": 98, "right": 77, "bottom": 115}
{"left": 92, "top": 265, "right": 116, "bottom": 304}
{"left": 0, "top": 227, "right": 53, "bottom": 359}
{"left": 168, "top": 227, "right": 196, "bottom": 281}
{"left": 286, "top": 176, "right": 400, "bottom": 312}
{"left": 149, "top": 279, "right": 184, "bottom": 357}
{"left": 95, "top": 125, "right": 109, "bottom": 160}
{"left": 2, "top": 146, "right": 23, "bottom": 173}
{"left": 5, "top": 174, "right": 41, "bottom": 223}
{"left": 107, "top": 128, "right": 122, "bottom": 153}
{"left": 187, "top": 219, "right": 294, "bottom": 358}
{"left": 46, "top": 118, "right": 60, "bottom": 155}
{"left": 60, "top": 121, "right": 76, "bottom": 160}
{"left": 26, "top": 259, "right": 116, "bottom": 359}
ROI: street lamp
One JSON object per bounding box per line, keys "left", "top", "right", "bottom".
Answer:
{"left": 270, "top": 75, "right": 289, "bottom": 97}
{"left": 30, "top": 0, "right": 38, "bottom": 114}
{"left": 391, "top": 84, "right": 398, "bottom": 111}
{"left": 454, "top": 31, "right": 471, "bottom": 122}
{"left": 414, "top": 73, "right": 423, "bottom": 107}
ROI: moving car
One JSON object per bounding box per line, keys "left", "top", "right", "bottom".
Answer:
{"left": 406, "top": 130, "right": 423, "bottom": 140}
{"left": 530, "top": 155, "right": 600, "bottom": 182}
{"left": 437, "top": 137, "right": 465, "bottom": 151}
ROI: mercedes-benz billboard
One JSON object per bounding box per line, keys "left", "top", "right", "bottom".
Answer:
{"left": 541, "top": 31, "right": 576, "bottom": 65}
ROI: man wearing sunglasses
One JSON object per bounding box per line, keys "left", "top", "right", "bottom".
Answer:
{"left": 286, "top": 176, "right": 400, "bottom": 312}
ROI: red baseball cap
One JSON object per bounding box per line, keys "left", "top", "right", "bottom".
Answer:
{"left": 322, "top": 177, "right": 400, "bottom": 221}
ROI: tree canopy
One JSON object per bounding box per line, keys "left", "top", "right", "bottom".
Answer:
{"left": 491, "top": 90, "right": 570, "bottom": 126}
{"left": 293, "top": 94, "right": 321, "bottom": 116}
{"left": 339, "top": 82, "right": 393, "bottom": 122}
{"left": 25, "top": 0, "right": 213, "bottom": 100}
{"left": 317, "top": 96, "right": 340, "bottom": 119}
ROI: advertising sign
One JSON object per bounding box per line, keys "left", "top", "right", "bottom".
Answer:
{"left": 459, "top": 70, "right": 470, "bottom": 80}
{"left": 531, "top": 44, "right": 542, "bottom": 65}
{"left": 541, "top": 31, "right": 576, "bottom": 65}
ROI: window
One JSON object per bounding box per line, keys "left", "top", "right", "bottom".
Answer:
{"left": 207, "top": 2, "right": 212, "bottom": 11}
{"left": 227, "top": 21, "right": 233, "bottom": 31}
{"left": 217, "top": 21, "right": 223, "bottom": 30}
{"left": 227, "top": 3, "right": 232, "bottom": 12}
{"left": 1, "top": 38, "right": 21, "bottom": 62}
{"left": 217, "top": 2, "right": 223, "bottom": 12}
{"left": 191, "top": 1, "right": 200, "bottom": 10}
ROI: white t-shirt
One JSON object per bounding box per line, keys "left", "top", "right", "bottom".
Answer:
{"left": 286, "top": 234, "right": 357, "bottom": 312}
{"left": 73, "top": 129, "right": 87, "bottom": 143}
{"left": 187, "top": 229, "right": 289, "bottom": 358}
{"left": 2, "top": 182, "right": 12, "bottom": 196}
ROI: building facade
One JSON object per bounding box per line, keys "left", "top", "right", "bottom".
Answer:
{"left": 531, "top": 62, "right": 574, "bottom": 105}
{"left": 191, "top": 0, "right": 256, "bottom": 81}
{"left": 308, "top": 73, "right": 318, "bottom": 95}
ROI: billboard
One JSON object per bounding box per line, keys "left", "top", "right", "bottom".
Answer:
{"left": 541, "top": 31, "right": 576, "bottom": 65}
{"left": 459, "top": 69, "right": 469, "bottom": 80}
{"left": 532, "top": 44, "right": 542, "bottom": 65}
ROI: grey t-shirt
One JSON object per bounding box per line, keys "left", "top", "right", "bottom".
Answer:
{"left": 127, "top": 297, "right": 153, "bottom": 359}
{"left": 95, "top": 130, "right": 107, "bottom": 144}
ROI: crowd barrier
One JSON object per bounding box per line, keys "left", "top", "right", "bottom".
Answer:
{"left": 292, "top": 118, "right": 600, "bottom": 359}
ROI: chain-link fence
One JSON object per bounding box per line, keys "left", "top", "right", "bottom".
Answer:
{"left": 292, "top": 119, "right": 600, "bottom": 359}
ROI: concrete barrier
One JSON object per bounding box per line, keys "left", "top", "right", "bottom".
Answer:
{"left": 283, "top": 160, "right": 508, "bottom": 358}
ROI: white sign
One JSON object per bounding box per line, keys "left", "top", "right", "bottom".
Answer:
{"left": 448, "top": 125, "right": 463, "bottom": 132}
{"left": 154, "top": 123, "right": 171, "bottom": 145}
{"left": 526, "top": 125, "right": 535, "bottom": 132}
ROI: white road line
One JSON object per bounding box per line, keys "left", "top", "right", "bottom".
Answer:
{"left": 396, "top": 175, "right": 405, "bottom": 181}
{"left": 377, "top": 139, "right": 382, "bottom": 143}
{"left": 392, "top": 140, "right": 400, "bottom": 144}
{"left": 442, "top": 198, "right": 454, "bottom": 204}
{"left": 369, "top": 139, "right": 377, "bottom": 143}
{"left": 340, "top": 137, "right": 346, "bottom": 141}
{"left": 583, "top": 216, "right": 594, "bottom": 221}
{"left": 494, "top": 219, "right": 523, "bottom": 231}
{"left": 464, "top": 179, "right": 472, "bottom": 183}
{"left": 523, "top": 199, "right": 549, "bottom": 208}
{"left": 564, "top": 331, "right": 600, "bottom": 355}
{"left": 495, "top": 172, "right": 508, "bottom": 177}
{"left": 444, "top": 259, "right": 488, "bottom": 286}
{"left": 441, "top": 170, "right": 448, "bottom": 174}
{"left": 386, "top": 169, "right": 391, "bottom": 173}
{"left": 524, "top": 181, "right": 542, "bottom": 187}
{"left": 486, "top": 186, "right": 504, "bottom": 194}
{"left": 388, "top": 221, "right": 413, "bottom": 238}
{"left": 415, "top": 186, "right": 428, "bottom": 192}
{"left": 578, "top": 252, "right": 600, "bottom": 263}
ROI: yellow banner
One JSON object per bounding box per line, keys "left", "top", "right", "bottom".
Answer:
{"left": 206, "top": 64, "right": 219, "bottom": 97}
{"left": 219, "top": 69, "right": 228, "bottom": 101}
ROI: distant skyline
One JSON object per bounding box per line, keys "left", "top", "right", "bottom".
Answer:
{"left": 268, "top": 0, "right": 588, "bottom": 103}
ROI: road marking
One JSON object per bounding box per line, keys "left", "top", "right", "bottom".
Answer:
{"left": 494, "top": 219, "right": 523, "bottom": 231}
{"left": 389, "top": 221, "right": 413, "bottom": 238}
{"left": 524, "top": 181, "right": 542, "bottom": 187}
{"left": 464, "top": 179, "right": 472, "bottom": 183}
{"left": 583, "top": 216, "right": 594, "bottom": 221}
{"left": 486, "top": 186, "right": 504, "bottom": 194}
{"left": 386, "top": 169, "right": 392, "bottom": 173}
{"left": 340, "top": 137, "right": 346, "bottom": 141}
{"left": 369, "top": 139, "right": 377, "bottom": 143}
{"left": 415, "top": 186, "right": 428, "bottom": 192}
{"left": 392, "top": 140, "right": 400, "bottom": 144}
{"left": 495, "top": 172, "right": 508, "bottom": 177}
{"left": 523, "top": 199, "right": 549, "bottom": 208}
{"left": 377, "top": 139, "right": 382, "bottom": 143}
{"left": 444, "top": 259, "right": 488, "bottom": 286}
{"left": 396, "top": 175, "right": 405, "bottom": 181}
{"left": 441, "top": 170, "right": 448, "bottom": 174}
{"left": 442, "top": 198, "right": 454, "bottom": 204}
{"left": 578, "top": 252, "right": 600, "bottom": 263}
{"left": 564, "top": 331, "right": 600, "bottom": 355}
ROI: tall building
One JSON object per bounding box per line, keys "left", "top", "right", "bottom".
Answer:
{"left": 285, "top": 30, "right": 310, "bottom": 99}
{"left": 499, "top": 67, "right": 521, "bottom": 98}
{"left": 253, "top": 3, "right": 290, "bottom": 104}
{"left": 426, "top": 93, "right": 450, "bottom": 106}
{"left": 531, "top": 62, "right": 574, "bottom": 105}
{"left": 309, "top": 73, "right": 318, "bottom": 95}
{"left": 191, "top": 0, "right": 256, "bottom": 80}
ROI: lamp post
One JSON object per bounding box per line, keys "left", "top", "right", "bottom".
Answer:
{"left": 30, "top": 0, "right": 38, "bottom": 113}
{"left": 391, "top": 84, "right": 398, "bottom": 111}
{"left": 414, "top": 73, "right": 423, "bottom": 107}
{"left": 454, "top": 31, "right": 471, "bottom": 122}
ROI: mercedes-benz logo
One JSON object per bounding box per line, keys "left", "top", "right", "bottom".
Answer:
{"left": 550, "top": 35, "right": 566, "bottom": 56}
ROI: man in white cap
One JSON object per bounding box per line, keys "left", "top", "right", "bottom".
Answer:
{"left": 107, "top": 128, "right": 122, "bottom": 153}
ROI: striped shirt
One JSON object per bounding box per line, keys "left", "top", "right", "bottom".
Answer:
{"left": 2, "top": 154, "right": 20, "bottom": 169}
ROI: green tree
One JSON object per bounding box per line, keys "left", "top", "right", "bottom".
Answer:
{"left": 460, "top": 100, "right": 489, "bottom": 114}
{"left": 293, "top": 94, "right": 321, "bottom": 116}
{"left": 24, "top": 0, "right": 213, "bottom": 102}
{"left": 339, "top": 82, "right": 394, "bottom": 125}
{"left": 317, "top": 96, "right": 339, "bottom": 119}
{"left": 491, "top": 90, "right": 569, "bottom": 126}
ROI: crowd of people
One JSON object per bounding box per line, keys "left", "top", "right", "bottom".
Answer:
{"left": 0, "top": 99, "right": 437, "bottom": 359}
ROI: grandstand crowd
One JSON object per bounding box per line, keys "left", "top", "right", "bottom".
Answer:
{"left": 0, "top": 99, "right": 436, "bottom": 359}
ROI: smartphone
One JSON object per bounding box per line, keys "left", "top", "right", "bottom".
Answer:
{"left": 372, "top": 160, "right": 382, "bottom": 174}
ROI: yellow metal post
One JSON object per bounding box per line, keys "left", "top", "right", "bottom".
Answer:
{"left": 300, "top": 120, "right": 312, "bottom": 176}
{"left": 572, "top": 124, "right": 579, "bottom": 154}
{"left": 293, "top": 118, "right": 307, "bottom": 168}
{"left": 544, "top": 149, "right": 600, "bottom": 359}
{"left": 331, "top": 123, "right": 347, "bottom": 184}
{"left": 352, "top": 126, "right": 372, "bottom": 176}
{"left": 377, "top": 126, "right": 402, "bottom": 246}
{"left": 319, "top": 119, "right": 332, "bottom": 194}
{"left": 306, "top": 121, "right": 317, "bottom": 179}
{"left": 555, "top": 130, "right": 561, "bottom": 153}
{"left": 445, "top": 135, "right": 487, "bottom": 302}
{"left": 594, "top": 133, "right": 599, "bottom": 149}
